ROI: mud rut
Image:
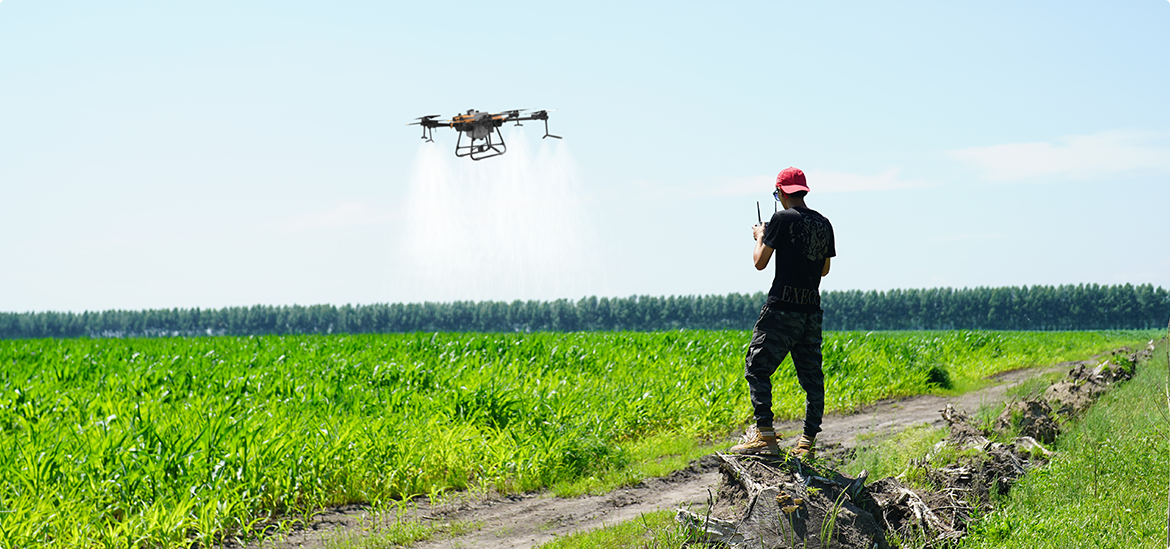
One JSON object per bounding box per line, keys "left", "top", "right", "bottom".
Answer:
{"left": 240, "top": 358, "right": 1105, "bottom": 549}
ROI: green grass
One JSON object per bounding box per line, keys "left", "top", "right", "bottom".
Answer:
{"left": 535, "top": 510, "right": 692, "bottom": 549}
{"left": 551, "top": 432, "right": 727, "bottom": 497}
{"left": 842, "top": 423, "right": 948, "bottom": 482}
{"left": 1002, "top": 369, "right": 1067, "bottom": 403}
{"left": 319, "top": 508, "right": 480, "bottom": 549}
{"left": 0, "top": 330, "right": 1154, "bottom": 547}
{"left": 960, "top": 337, "right": 1170, "bottom": 549}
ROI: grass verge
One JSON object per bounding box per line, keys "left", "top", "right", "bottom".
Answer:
{"left": 551, "top": 432, "right": 730, "bottom": 497}
{"left": 535, "top": 509, "right": 692, "bottom": 549}
{"left": 959, "top": 338, "right": 1169, "bottom": 548}
{"left": 842, "top": 423, "right": 948, "bottom": 482}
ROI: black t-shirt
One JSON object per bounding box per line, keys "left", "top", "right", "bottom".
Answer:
{"left": 762, "top": 206, "right": 836, "bottom": 312}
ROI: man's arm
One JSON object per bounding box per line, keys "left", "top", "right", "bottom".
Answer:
{"left": 822, "top": 257, "right": 831, "bottom": 277}
{"left": 752, "top": 224, "right": 773, "bottom": 271}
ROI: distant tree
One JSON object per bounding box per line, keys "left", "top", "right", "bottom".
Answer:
{"left": 2, "top": 284, "right": 1168, "bottom": 339}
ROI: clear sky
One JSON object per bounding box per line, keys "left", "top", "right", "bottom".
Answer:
{"left": 2, "top": 1, "right": 1168, "bottom": 313}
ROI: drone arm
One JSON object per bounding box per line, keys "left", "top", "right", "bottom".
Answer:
{"left": 499, "top": 112, "right": 561, "bottom": 139}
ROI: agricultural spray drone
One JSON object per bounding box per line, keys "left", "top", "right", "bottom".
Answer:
{"left": 407, "top": 109, "right": 561, "bottom": 161}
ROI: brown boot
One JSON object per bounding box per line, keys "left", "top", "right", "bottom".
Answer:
{"left": 790, "top": 434, "right": 815, "bottom": 459}
{"left": 730, "top": 426, "right": 779, "bottom": 455}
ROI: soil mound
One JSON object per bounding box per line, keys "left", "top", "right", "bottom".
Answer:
{"left": 993, "top": 400, "right": 1058, "bottom": 444}
{"left": 1044, "top": 354, "right": 1136, "bottom": 417}
{"left": 679, "top": 453, "right": 887, "bottom": 549}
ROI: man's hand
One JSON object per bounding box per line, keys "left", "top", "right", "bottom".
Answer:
{"left": 752, "top": 224, "right": 773, "bottom": 271}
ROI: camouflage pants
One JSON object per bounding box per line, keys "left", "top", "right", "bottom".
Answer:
{"left": 744, "top": 305, "right": 825, "bottom": 439}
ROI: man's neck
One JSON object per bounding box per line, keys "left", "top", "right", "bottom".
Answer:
{"left": 785, "top": 197, "right": 808, "bottom": 210}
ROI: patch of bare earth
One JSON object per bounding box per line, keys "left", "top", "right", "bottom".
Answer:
{"left": 236, "top": 358, "right": 1101, "bottom": 549}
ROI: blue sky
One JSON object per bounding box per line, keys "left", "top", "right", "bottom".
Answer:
{"left": 2, "top": 1, "right": 1168, "bottom": 312}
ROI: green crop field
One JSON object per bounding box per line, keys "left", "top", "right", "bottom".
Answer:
{"left": 0, "top": 330, "right": 1153, "bottom": 548}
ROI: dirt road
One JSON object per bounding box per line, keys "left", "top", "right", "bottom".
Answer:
{"left": 247, "top": 362, "right": 1073, "bottom": 549}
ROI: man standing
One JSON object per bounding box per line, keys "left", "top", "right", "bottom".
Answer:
{"left": 730, "top": 167, "right": 835, "bottom": 458}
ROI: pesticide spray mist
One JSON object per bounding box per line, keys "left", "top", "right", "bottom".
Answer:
{"left": 394, "top": 129, "right": 604, "bottom": 303}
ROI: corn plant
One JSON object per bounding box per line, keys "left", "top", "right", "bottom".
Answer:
{"left": 0, "top": 329, "right": 1151, "bottom": 547}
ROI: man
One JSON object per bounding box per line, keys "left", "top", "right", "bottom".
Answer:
{"left": 730, "top": 167, "right": 835, "bottom": 458}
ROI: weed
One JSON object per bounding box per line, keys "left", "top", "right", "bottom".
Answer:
{"left": 970, "top": 403, "right": 1001, "bottom": 434}
{"left": 1003, "top": 370, "right": 1064, "bottom": 403}
{"left": 843, "top": 423, "right": 947, "bottom": 481}
{"left": 926, "top": 364, "right": 953, "bottom": 390}
{"left": 776, "top": 491, "right": 804, "bottom": 549}
{"left": 534, "top": 509, "right": 687, "bottom": 549}
{"left": 820, "top": 488, "right": 850, "bottom": 548}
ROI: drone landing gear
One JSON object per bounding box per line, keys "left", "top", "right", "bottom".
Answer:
{"left": 455, "top": 126, "right": 507, "bottom": 161}
{"left": 542, "top": 117, "right": 561, "bottom": 140}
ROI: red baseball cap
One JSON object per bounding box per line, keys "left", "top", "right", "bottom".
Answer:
{"left": 775, "top": 167, "right": 809, "bottom": 194}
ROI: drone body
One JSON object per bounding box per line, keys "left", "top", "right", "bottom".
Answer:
{"left": 408, "top": 109, "right": 560, "bottom": 161}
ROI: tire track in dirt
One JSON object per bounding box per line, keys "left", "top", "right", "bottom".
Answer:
{"left": 244, "top": 362, "right": 1077, "bottom": 549}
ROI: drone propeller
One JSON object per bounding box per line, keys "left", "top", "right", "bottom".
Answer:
{"left": 407, "top": 115, "right": 442, "bottom": 126}
{"left": 498, "top": 109, "right": 528, "bottom": 125}
{"left": 408, "top": 114, "right": 444, "bottom": 142}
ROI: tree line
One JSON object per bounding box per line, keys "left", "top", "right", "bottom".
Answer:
{"left": 1, "top": 283, "right": 1167, "bottom": 339}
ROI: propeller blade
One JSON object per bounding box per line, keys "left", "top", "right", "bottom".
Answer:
{"left": 408, "top": 114, "right": 446, "bottom": 126}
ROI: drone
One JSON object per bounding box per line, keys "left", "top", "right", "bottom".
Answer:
{"left": 408, "top": 109, "right": 561, "bottom": 161}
